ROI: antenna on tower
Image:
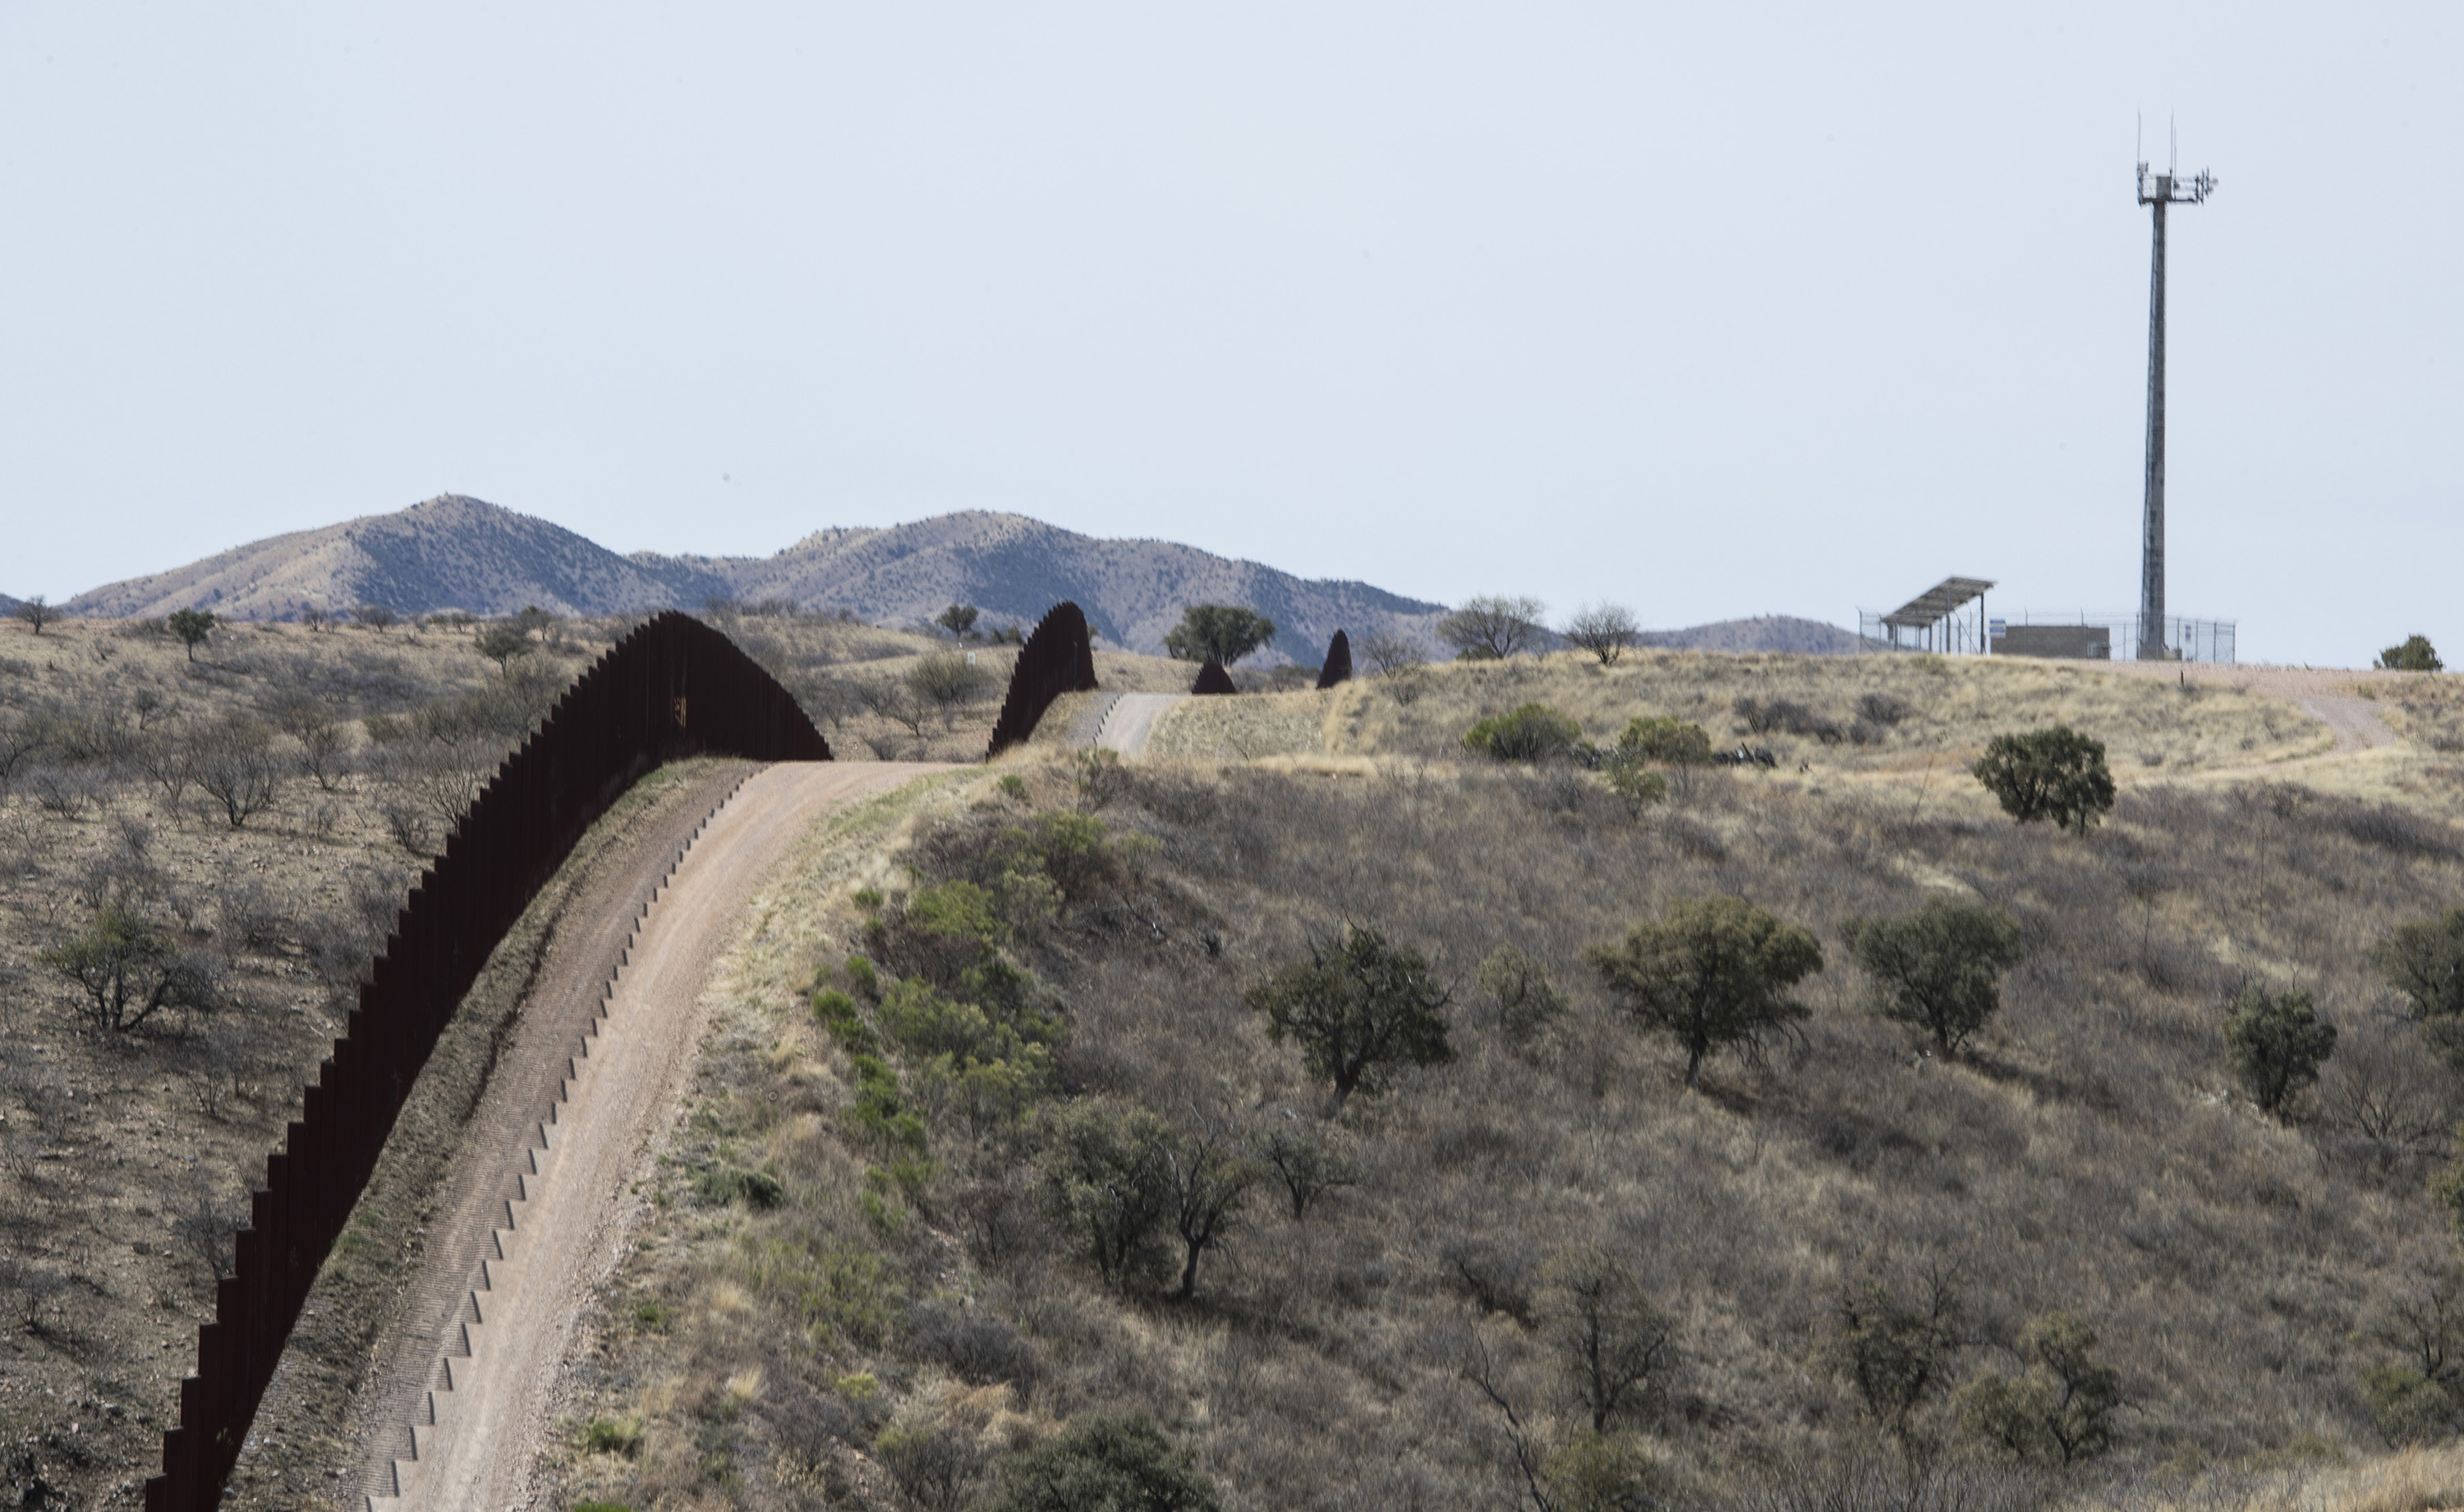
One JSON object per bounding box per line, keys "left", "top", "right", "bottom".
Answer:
{"left": 2132, "top": 124, "right": 2217, "bottom": 660}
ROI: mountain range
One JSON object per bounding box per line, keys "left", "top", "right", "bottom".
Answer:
{"left": 47, "top": 494, "right": 1858, "bottom": 659}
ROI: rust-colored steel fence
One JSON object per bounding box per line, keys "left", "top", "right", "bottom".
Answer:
{"left": 1316, "top": 629, "right": 1352, "bottom": 690}
{"left": 145, "top": 611, "right": 829, "bottom": 1512}
{"left": 986, "top": 601, "right": 1099, "bottom": 757}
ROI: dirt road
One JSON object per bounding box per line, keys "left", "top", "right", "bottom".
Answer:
{"left": 365, "top": 761, "right": 933, "bottom": 1510}
{"left": 2095, "top": 661, "right": 2401, "bottom": 753}
{"left": 1096, "top": 692, "right": 1185, "bottom": 757}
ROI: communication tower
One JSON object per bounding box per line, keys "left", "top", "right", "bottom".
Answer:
{"left": 2135, "top": 122, "right": 2216, "bottom": 660}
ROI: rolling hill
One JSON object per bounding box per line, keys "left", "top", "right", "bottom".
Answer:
{"left": 53, "top": 494, "right": 1869, "bottom": 659}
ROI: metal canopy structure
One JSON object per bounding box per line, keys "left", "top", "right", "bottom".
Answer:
{"left": 1882, "top": 577, "right": 1995, "bottom": 631}
{"left": 1863, "top": 576, "right": 1997, "bottom": 654}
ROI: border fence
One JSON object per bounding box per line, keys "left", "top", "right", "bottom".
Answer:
{"left": 145, "top": 611, "right": 829, "bottom": 1512}
{"left": 986, "top": 601, "right": 1100, "bottom": 757}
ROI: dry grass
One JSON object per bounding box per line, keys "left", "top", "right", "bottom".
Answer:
{"left": 1139, "top": 649, "right": 2337, "bottom": 776}
{"left": 0, "top": 612, "right": 609, "bottom": 1506}
{"left": 544, "top": 701, "right": 2464, "bottom": 1510}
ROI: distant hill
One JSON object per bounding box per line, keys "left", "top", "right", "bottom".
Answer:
{"left": 641, "top": 511, "right": 1445, "bottom": 663}
{"left": 60, "top": 496, "right": 733, "bottom": 623}
{"left": 60, "top": 496, "right": 1445, "bottom": 661}
{"left": 55, "top": 494, "right": 1869, "bottom": 661}
{"left": 1639, "top": 614, "right": 1871, "bottom": 655}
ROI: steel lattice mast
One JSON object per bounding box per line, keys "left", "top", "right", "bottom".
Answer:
{"left": 2135, "top": 142, "right": 2215, "bottom": 660}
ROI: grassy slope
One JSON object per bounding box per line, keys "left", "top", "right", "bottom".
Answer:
{"left": 541, "top": 652, "right": 2464, "bottom": 1511}
{"left": 0, "top": 609, "right": 1009, "bottom": 1509}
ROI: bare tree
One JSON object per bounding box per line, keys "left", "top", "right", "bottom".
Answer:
{"left": 11, "top": 595, "right": 53, "bottom": 636}
{"left": 1562, "top": 604, "right": 1642, "bottom": 666}
{"left": 355, "top": 604, "right": 400, "bottom": 633}
{"left": 191, "top": 718, "right": 286, "bottom": 829}
{"left": 1438, "top": 595, "right": 1548, "bottom": 661}
{"left": 1358, "top": 630, "right": 1430, "bottom": 678}
{"left": 1161, "top": 1117, "right": 1259, "bottom": 1299}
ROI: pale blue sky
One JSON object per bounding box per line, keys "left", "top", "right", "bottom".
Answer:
{"left": 2, "top": 3, "right": 2455, "bottom": 664}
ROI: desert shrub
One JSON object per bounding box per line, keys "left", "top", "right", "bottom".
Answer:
{"left": 1823, "top": 1263, "right": 1966, "bottom": 1445}
{"left": 1439, "top": 595, "right": 1548, "bottom": 661}
{"left": 1538, "top": 1246, "right": 1679, "bottom": 1432}
{"left": 1972, "top": 725, "right": 2116, "bottom": 833}
{"left": 2379, "top": 635, "right": 2443, "bottom": 673}
{"left": 1478, "top": 944, "right": 1568, "bottom": 1048}
{"left": 1735, "top": 696, "right": 1837, "bottom": 741}
{"left": 908, "top": 1300, "right": 1043, "bottom": 1387}
{"left": 1164, "top": 605, "right": 1276, "bottom": 667}
{"left": 845, "top": 1055, "right": 929, "bottom": 1156}
{"left": 1955, "top": 1314, "right": 2122, "bottom": 1465}
{"left": 1245, "top": 926, "right": 1456, "bottom": 1113}
{"left": 190, "top": 716, "right": 287, "bottom": 829}
{"left": 581, "top": 1415, "right": 644, "bottom": 1457}
{"left": 1464, "top": 703, "right": 1583, "bottom": 763}
{"left": 1602, "top": 762, "right": 1667, "bottom": 817}
{"left": 1856, "top": 692, "right": 1915, "bottom": 727}
{"left": 975, "top": 1413, "right": 1220, "bottom": 1512}
{"left": 877, "top": 1418, "right": 986, "bottom": 1511}
{"left": 2220, "top": 986, "right": 2336, "bottom": 1116}
{"left": 1841, "top": 896, "right": 2024, "bottom": 1057}
{"left": 812, "top": 987, "right": 879, "bottom": 1055}
{"left": 1587, "top": 895, "right": 1823, "bottom": 1088}
{"left": 696, "top": 1166, "right": 785, "bottom": 1209}
{"left": 1036, "top": 1098, "right": 1174, "bottom": 1292}
{"left": 41, "top": 903, "right": 214, "bottom": 1032}
{"left": 1614, "top": 715, "right": 1712, "bottom": 766}
{"left": 1259, "top": 1126, "right": 1359, "bottom": 1220}
{"left": 908, "top": 650, "right": 996, "bottom": 716}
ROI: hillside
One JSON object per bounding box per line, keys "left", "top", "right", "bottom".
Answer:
{"left": 642, "top": 510, "right": 1448, "bottom": 663}
{"left": 1639, "top": 614, "right": 1871, "bottom": 655}
{"left": 55, "top": 495, "right": 1877, "bottom": 663}
{"left": 58, "top": 497, "right": 1449, "bottom": 660}
{"left": 57, "top": 495, "right": 733, "bottom": 622}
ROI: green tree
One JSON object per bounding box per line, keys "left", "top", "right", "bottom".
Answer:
{"left": 1586, "top": 895, "right": 1823, "bottom": 1088}
{"left": 1164, "top": 604, "right": 1276, "bottom": 666}
{"left": 2379, "top": 908, "right": 2464, "bottom": 1070}
{"left": 1245, "top": 927, "right": 1456, "bottom": 1114}
{"left": 2221, "top": 986, "right": 2337, "bottom": 1116}
{"left": 1841, "top": 896, "right": 2025, "bottom": 1057}
{"left": 1956, "top": 1313, "right": 2122, "bottom": 1465}
{"left": 975, "top": 1413, "right": 1220, "bottom": 1512}
{"left": 2379, "top": 635, "right": 2443, "bottom": 673}
{"left": 937, "top": 603, "right": 981, "bottom": 637}
{"left": 1037, "top": 1099, "right": 1173, "bottom": 1291}
{"left": 1972, "top": 724, "right": 2116, "bottom": 833}
{"left": 476, "top": 624, "right": 531, "bottom": 676}
{"left": 1538, "top": 1247, "right": 1678, "bottom": 1433}
{"left": 1438, "top": 595, "right": 1547, "bottom": 660}
{"left": 166, "top": 607, "right": 217, "bottom": 661}
{"left": 1463, "top": 703, "right": 1582, "bottom": 762}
